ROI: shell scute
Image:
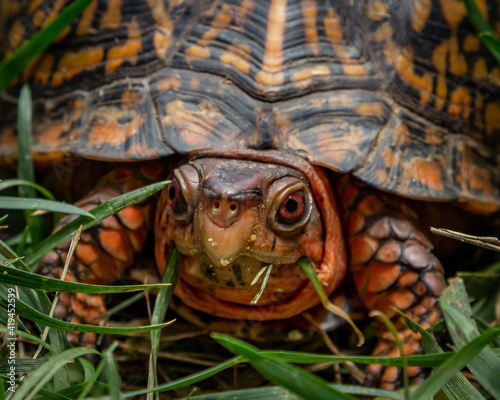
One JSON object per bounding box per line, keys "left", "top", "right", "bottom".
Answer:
{"left": 0, "top": 0, "right": 499, "bottom": 207}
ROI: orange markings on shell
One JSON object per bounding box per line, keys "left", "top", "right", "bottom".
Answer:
{"left": 76, "top": 0, "right": 98, "bottom": 36}
{"left": 449, "top": 86, "right": 471, "bottom": 117}
{"left": 52, "top": 47, "right": 105, "bottom": 87}
{"left": 485, "top": 102, "right": 500, "bottom": 136}
{"left": 153, "top": 29, "right": 171, "bottom": 59}
{"left": 100, "top": 0, "right": 123, "bottom": 30}
{"left": 463, "top": 33, "right": 481, "bottom": 52}
{"left": 185, "top": 45, "right": 210, "bottom": 59}
{"left": 302, "top": 0, "right": 319, "bottom": 56}
{"left": 219, "top": 52, "right": 251, "bottom": 74}
{"left": 105, "top": 19, "right": 142, "bottom": 73}
{"left": 290, "top": 65, "right": 330, "bottom": 83}
{"left": 254, "top": 0, "right": 286, "bottom": 85}
{"left": 154, "top": 75, "right": 181, "bottom": 91}
{"left": 411, "top": 159, "right": 444, "bottom": 192}
{"left": 412, "top": 0, "right": 432, "bottom": 32}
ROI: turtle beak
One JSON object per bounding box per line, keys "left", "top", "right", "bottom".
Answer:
{"left": 198, "top": 195, "right": 258, "bottom": 266}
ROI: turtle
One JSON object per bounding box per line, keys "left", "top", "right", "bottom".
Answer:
{"left": 1, "top": 0, "right": 500, "bottom": 390}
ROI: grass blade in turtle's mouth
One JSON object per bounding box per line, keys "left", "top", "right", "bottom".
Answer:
{"left": 250, "top": 264, "right": 273, "bottom": 305}
{"left": 178, "top": 254, "right": 310, "bottom": 307}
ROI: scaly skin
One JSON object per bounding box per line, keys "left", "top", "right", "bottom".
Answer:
{"left": 340, "top": 177, "right": 446, "bottom": 389}
{"left": 38, "top": 165, "right": 162, "bottom": 346}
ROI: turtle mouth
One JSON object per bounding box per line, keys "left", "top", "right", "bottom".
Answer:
{"left": 179, "top": 254, "right": 309, "bottom": 306}
{"left": 173, "top": 253, "right": 324, "bottom": 320}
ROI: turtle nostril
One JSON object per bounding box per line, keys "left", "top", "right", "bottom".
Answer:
{"left": 229, "top": 202, "right": 237, "bottom": 212}
{"left": 214, "top": 200, "right": 220, "bottom": 209}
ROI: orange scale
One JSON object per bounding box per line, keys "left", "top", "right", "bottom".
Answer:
{"left": 99, "top": 229, "right": 133, "bottom": 262}
{"left": 366, "top": 262, "right": 400, "bottom": 293}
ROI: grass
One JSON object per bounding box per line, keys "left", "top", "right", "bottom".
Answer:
{"left": 0, "top": 0, "right": 500, "bottom": 399}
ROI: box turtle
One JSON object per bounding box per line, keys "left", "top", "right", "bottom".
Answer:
{"left": 1, "top": 0, "right": 500, "bottom": 389}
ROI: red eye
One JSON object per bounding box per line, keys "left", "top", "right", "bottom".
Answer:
{"left": 168, "top": 179, "right": 188, "bottom": 216}
{"left": 277, "top": 192, "right": 305, "bottom": 224}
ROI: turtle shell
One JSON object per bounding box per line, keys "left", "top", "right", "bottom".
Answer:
{"left": 1, "top": 0, "right": 499, "bottom": 209}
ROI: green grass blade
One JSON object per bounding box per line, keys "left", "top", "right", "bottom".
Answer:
{"left": 0, "top": 327, "right": 56, "bottom": 354}
{"left": 103, "top": 342, "right": 123, "bottom": 400}
{"left": 180, "top": 385, "right": 404, "bottom": 400}
{"left": 369, "top": 311, "right": 409, "bottom": 399}
{"left": 464, "top": 0, "right": 500, "bottom": 65}
{"left": 441, "top": 278, "right": 500, "bottom": 399}
{"left": 0, "top": 305, "right": 28, "bottom": 331}
{"left": 0, "top": 239, "right": 30, "bottom": 271}
{"left": 445, "top": 307, "right": 500, "bottom": 399}
{"left": 77, "top": 356, "right": 108, "bottom": 400}
{"left": 0, "top": 0, "right": 93, "bottom": 91}
{"left": 212, "top": 333, "right": 358, "bottom": 400}
{"left": 0, "top": 264, "right": 169, "bottom": 293}
{"left": 0, "top": 179, "right": 55, "bottom": 200}
{"left": 16, "top": 85, "right": 44, "bottom": 249}
{"left": 35, "top": 383, "right": 108, "bottom": 400}
{"left": 10, "top": 347, "right": 99, "bottom": 400}
{"left": 27, "top": 180, "right": 169, "bottom": 266}
{"left": 1, "top": 377, "right": 74, "bottom": 400}
{"left": 147, "top": 247, "right": 180, "bottom": 400}
{"left": 12, "top": 295, "right": 174, "bottom": 334}
{"left": 459, "top": 271, "right": 500, "bottom": 298}
{"left": 16, "top": 86, "right": 35, "bottom": 198}
{"left": 0, "top": 359, "right": 46, "bottom": 374}
{"left": 409, "top": 325, "right": 500, "bottom": 400}
{"left": 0, "top": 196, "right": 93, "bottom": 217}
{"left": 298, "top": 257, "right": 363, "bottom": 345}
{"left": 261, "top": 350, "right": 448, "bottom": 367}
{"left": 123, "top": 357, "right": 244, "bottom": 399}
{"left": 397, "top": 310, "right": 485, "bottom": 400}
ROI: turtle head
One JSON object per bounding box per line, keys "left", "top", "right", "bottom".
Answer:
{"left": 155, "top": 150, "right": 346, "bottom": 321}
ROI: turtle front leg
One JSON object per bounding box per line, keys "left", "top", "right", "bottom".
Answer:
{"left": 341, "top": 180, "right": 446, "bottom": 389}
{"left": 38, "top": 165, "right": 161, "bottom": 347}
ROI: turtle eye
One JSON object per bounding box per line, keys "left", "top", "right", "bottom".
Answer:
{"left": 268, "top": 178, "right": 313, "bottom": 234}
{"left": 167, "top": 179, "right": 188, "bottom": 217}
{"left": 277, "top": 191, "right": 305, "bottom": 224}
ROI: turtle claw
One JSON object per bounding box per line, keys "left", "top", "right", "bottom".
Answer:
{"left": 56, "top": 291, "right": 108, "bottom": 348}
{"left": 364, "top": 334, "right": 427, "bottom": 389}
{"left": 365, "top": 363, "right": 426, "bottom": 390}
